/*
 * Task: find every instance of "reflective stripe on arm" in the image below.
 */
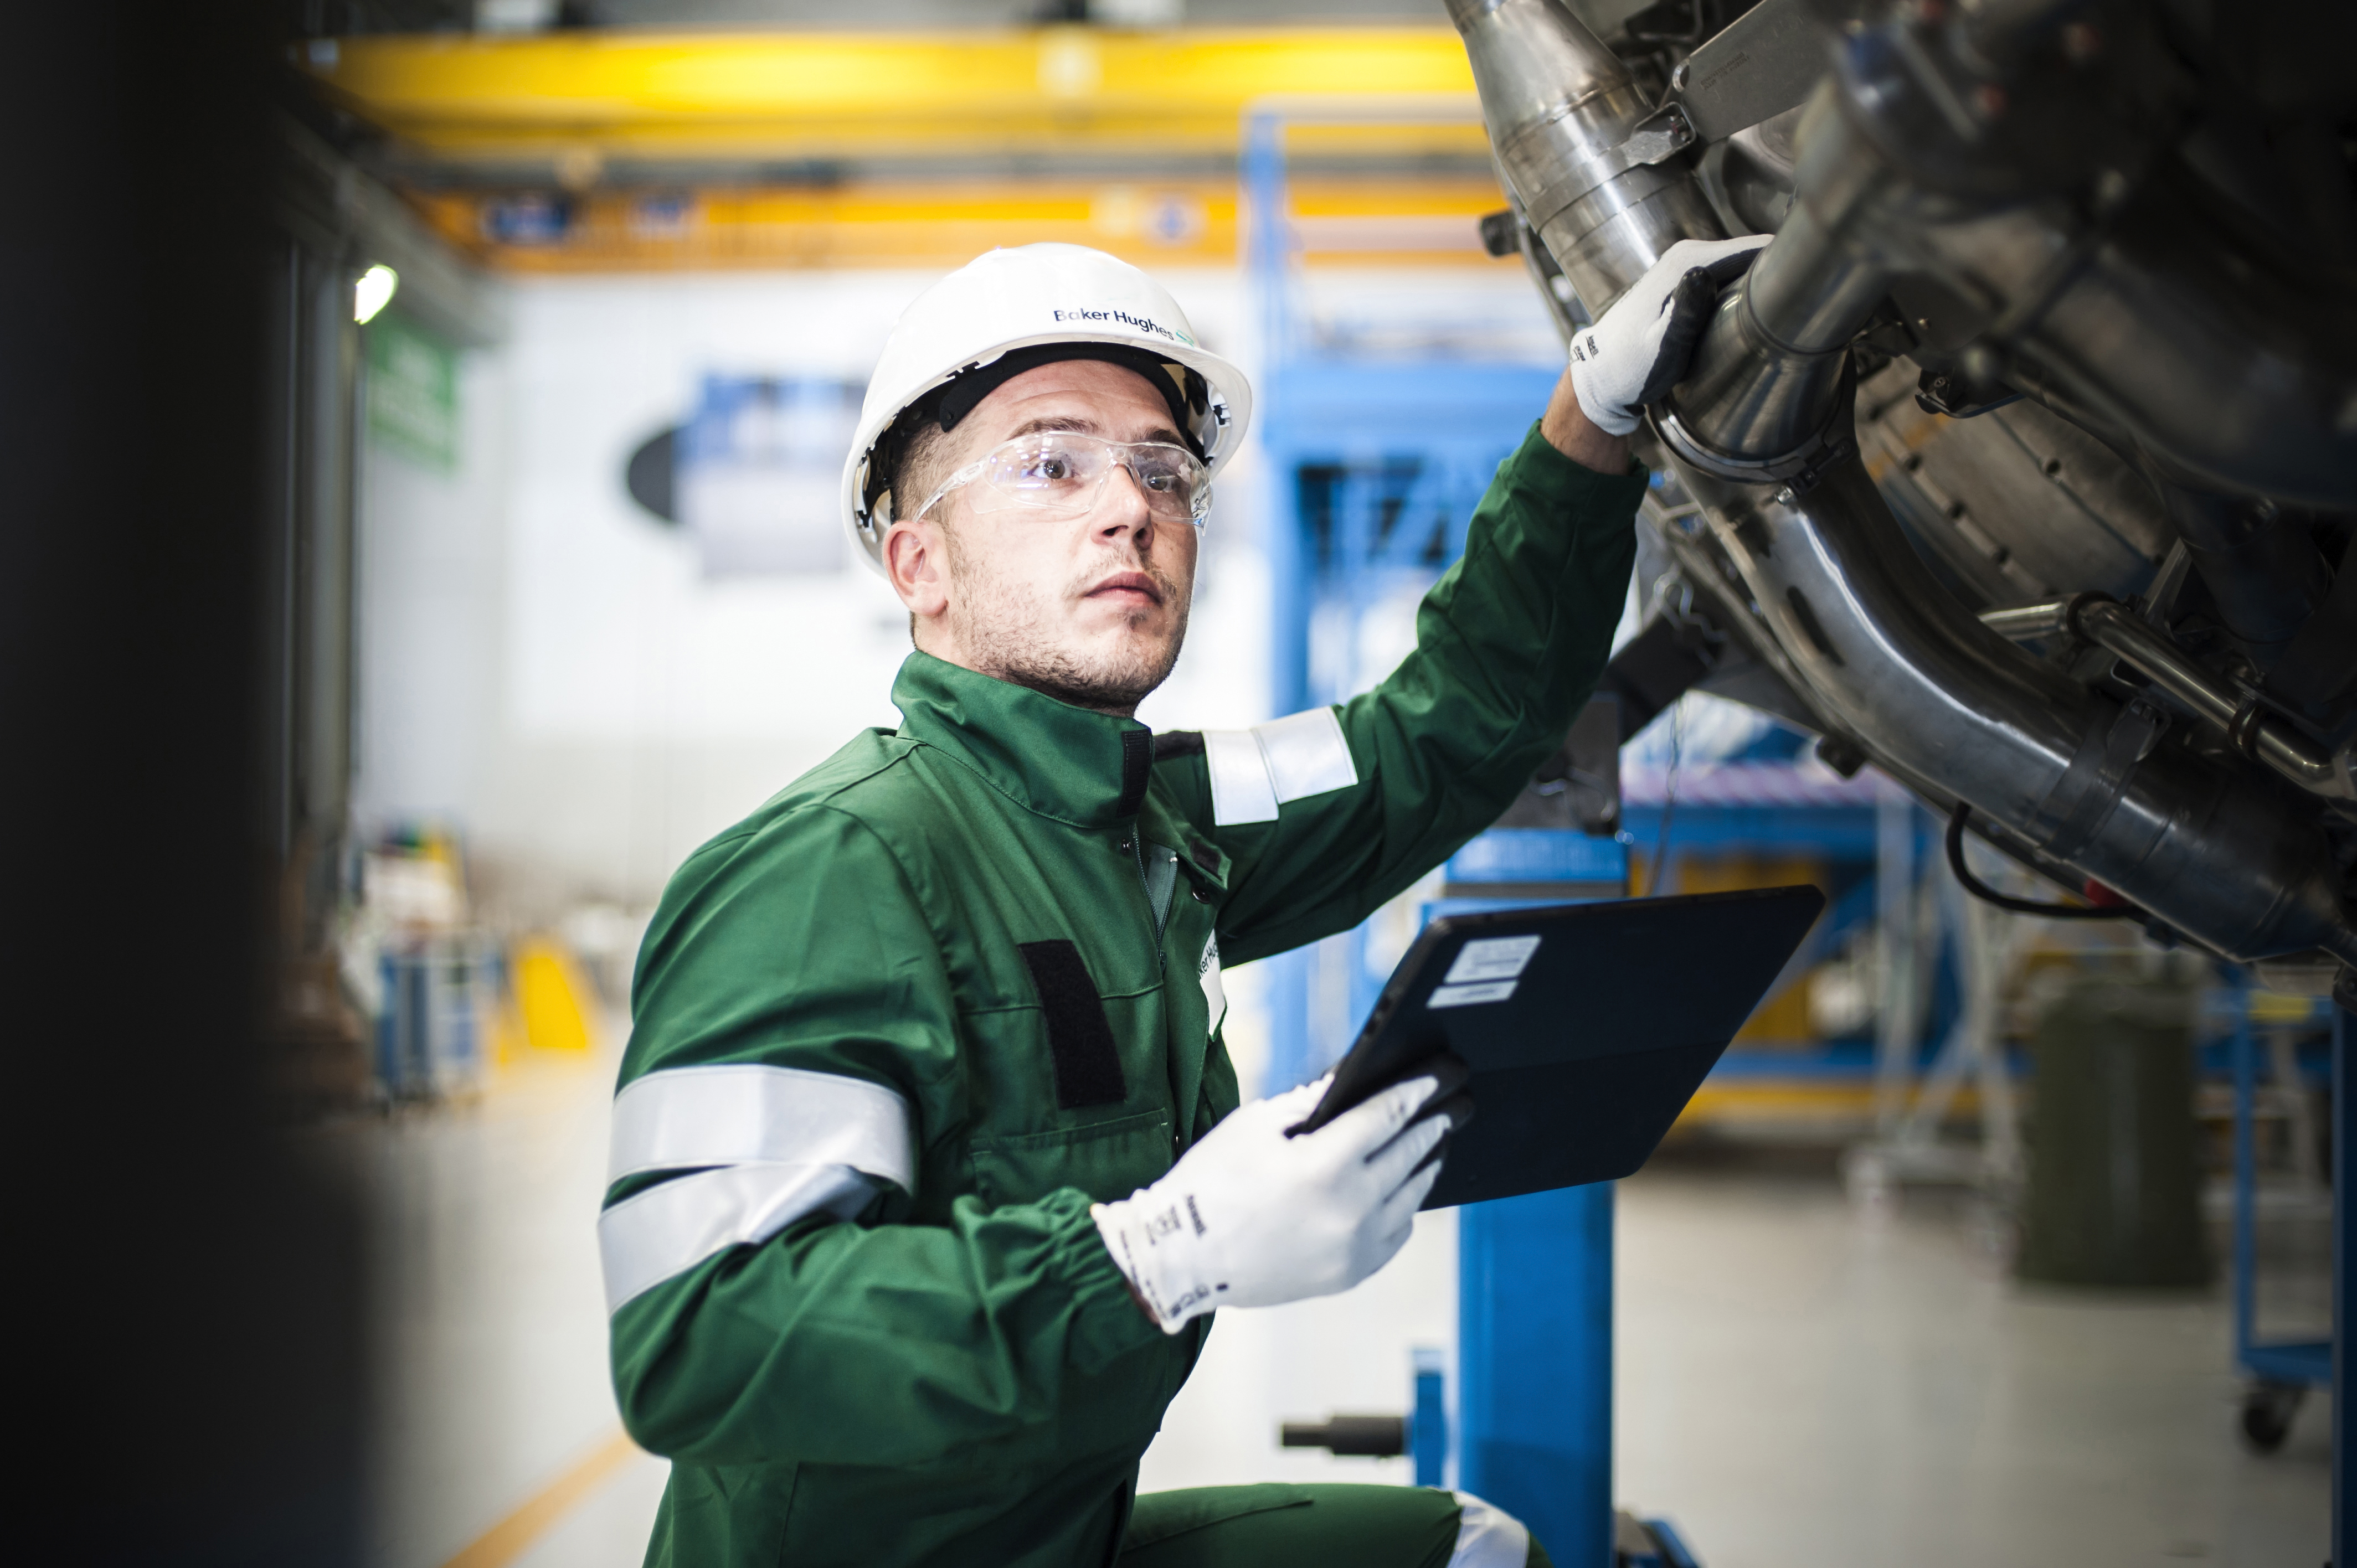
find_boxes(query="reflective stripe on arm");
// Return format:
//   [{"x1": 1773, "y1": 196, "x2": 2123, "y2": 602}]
[
  {"x1": 1445, "y1": 1493, "x2": 1531, "y2": 1568},
  {"x1": 1254, "y1": 707, "x2": 1359, "y2": 801},
  {"x1": 1203, "y1": 729, "x2": 1279, "y2": 824},
  {"x1": 607, "y1": 1063, "x2": 914, "y2": 1187},
  {"x1": 600, "y1": 1162, "x2": 884, "y2": 1312},
  {"x1": 1201, "y1": 708, "x2": 1361, "y2": 827},
  {"x1": 600, "y1": 1064, "x2": 917, "y2": 1312}
]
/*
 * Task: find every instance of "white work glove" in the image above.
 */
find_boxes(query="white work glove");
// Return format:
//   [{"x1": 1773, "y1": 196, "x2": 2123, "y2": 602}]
[
  {"x1": 1092, "y1": 1071, "x2": 1458, "y2": 1334},
  {"x1": 1567, "y1": 234, "x2": 1772, "y2": 436}
]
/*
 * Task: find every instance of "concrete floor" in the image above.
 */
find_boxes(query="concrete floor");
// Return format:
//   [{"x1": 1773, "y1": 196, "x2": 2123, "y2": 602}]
[{"x1": 347, "y1": 1052, "x2": 2332, "y2": 1568}]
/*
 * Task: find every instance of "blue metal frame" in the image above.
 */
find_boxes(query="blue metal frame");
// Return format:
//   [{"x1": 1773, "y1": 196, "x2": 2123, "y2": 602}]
[
  {"x1": 2335, "y1": 1003, "x2": 2349, "y2": 1566},
  {"x1": 1411, "y1": 1347, "x2": 1449, "y2": 1489},
  {"x1": 2227, "y1": 978, "x2": 2333, "y2": 1391},
  {"x1": 1459, "y1": 1182, "x2": 1616, "y2": 1567},
  {"x1": 1434, "y1": 871, "x2": 1627, "y2": 1568}
]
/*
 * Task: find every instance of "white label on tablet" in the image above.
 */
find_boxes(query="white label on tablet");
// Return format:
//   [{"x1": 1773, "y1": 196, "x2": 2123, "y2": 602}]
[
  {"x1": 1429, "y1": 980, "x2": 1517, "y2": 1009},
  {"x1": 1444, "y1": 935, "x2": 1542, "y2": 986}
]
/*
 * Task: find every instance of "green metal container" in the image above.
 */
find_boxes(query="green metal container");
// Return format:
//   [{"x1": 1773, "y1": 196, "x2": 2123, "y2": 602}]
[{"x1": 2016, "y1": 977, "x2": 2211, "y2": 1287}]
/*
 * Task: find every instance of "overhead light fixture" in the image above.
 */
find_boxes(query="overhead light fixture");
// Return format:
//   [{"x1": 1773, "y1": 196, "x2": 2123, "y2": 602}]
[{"x1": 354, "y1": 264, "x2": 398, "y2": 325}]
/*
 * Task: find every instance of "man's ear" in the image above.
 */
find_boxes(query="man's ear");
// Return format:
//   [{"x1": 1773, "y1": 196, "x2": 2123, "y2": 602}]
[{"x1": 884, "y1": 518, "x2": 951, "y2": 628}]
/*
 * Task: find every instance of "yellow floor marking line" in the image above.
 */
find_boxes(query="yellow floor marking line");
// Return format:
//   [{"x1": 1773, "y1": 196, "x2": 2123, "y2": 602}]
[{"x1": 439, "y1": 1428, "x2": 643, "y2": 1568}]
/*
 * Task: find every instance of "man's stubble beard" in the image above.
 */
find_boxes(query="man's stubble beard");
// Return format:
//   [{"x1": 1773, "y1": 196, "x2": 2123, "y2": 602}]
[{"x1": 945, "y1": 527, "x2": 1193, "y2": 715}]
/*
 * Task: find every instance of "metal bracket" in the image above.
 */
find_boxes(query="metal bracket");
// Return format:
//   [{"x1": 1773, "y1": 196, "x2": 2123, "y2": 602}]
[
  {"x1": 1915, "y1": 365, "x2": 2024, "y2": 419},
  {"x1": 1665, "y1": 0, "x2": 1833, "y2": 144},
  {"x1": 1619, "y1": 104, "x2": 1696, "y2": 167}
]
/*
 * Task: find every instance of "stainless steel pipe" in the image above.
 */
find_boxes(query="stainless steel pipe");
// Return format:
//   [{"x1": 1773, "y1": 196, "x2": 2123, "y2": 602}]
[
  {"x1": 1652, "y1": 89, "x2": 1890, "y2": 482},
  {"x1": 1978, "y1": 596, "x2": 2355, "y2": 802},
  {"x1": 1444, "y1": 0, "x2": 1722, "y2": 316},
  {"x1": 1679, "y1": 454, "x2": 2357, "y2": 964}
]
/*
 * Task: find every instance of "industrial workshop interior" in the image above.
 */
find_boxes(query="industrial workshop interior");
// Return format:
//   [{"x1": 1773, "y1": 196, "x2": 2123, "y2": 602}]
[{"x1": 14, "y1": 0, "x2": 2357, "y2": 1564}]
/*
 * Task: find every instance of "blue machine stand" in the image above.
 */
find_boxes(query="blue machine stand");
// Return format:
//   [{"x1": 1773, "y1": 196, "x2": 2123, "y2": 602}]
[
  {"x1": 1429, "y1": 839, "x2": 1700, "y2": 1568},
  {"x1": 2337, "y1": 998, "x2": 2349, "y2": 1568}
]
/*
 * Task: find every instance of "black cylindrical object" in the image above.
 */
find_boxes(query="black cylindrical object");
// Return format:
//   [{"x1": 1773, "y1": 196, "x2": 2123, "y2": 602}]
[
  {"x1": 1279, "y1": 1415, "x2": 1407, "y2": 1458},
  {"x1": 2017, "y1": 978, "x2": 2211, "y2": 1287}
]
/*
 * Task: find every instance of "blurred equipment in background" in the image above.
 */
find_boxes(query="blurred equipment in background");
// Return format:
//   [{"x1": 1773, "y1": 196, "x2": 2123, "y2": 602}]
[
  {"x1": 347, "y1": 824, "x2": 496, "y2": 1101},
  {"x1": 510, "y1": 934, "x2": 601, "y2": 1057},
  {"x1": 2219, "y1": 974, "x2": 2338, "y2": 1454},
  {"x1": 2016, "y1": 974, "x2": 2210, "y2": 1288},
  {"x1": 342, "y1": 823, "x2": 619, "y2": 1097},
  {"x1": 678, "y1": 375, "x2": 862, "y2": 576}
]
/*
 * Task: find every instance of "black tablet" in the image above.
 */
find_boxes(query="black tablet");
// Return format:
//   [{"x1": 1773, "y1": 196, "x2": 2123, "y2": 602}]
[{"x1": 1293, "y1": 885, "x2": 1825, "y2": 1209}]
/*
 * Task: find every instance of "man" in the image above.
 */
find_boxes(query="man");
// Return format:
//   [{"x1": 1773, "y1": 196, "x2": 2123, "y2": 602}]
[{"x1": 602, "y1": 238, "x2": 1762, "y2": 1568}]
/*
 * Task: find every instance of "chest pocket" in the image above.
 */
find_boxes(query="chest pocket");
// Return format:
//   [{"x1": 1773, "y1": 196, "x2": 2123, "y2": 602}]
[{"x1": 970, "y1": 1109, "x2": 1175, "y2": 1209}]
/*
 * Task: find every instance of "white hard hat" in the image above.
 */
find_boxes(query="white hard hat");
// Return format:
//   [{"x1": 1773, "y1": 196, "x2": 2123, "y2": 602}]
[{"x1": 842, "y1": 243, "x2": 1254, "y2": 575}]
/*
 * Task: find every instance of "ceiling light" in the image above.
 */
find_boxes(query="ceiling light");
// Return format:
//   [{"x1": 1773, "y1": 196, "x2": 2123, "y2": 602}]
[{"x1": 354, "y1": 264, "x2": 398, "y2": 325}]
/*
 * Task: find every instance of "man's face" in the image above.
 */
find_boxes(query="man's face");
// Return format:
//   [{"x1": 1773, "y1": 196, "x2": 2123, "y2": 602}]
[{"x1": 882, "y1": 359, "x2": 1200, "y2": 716}]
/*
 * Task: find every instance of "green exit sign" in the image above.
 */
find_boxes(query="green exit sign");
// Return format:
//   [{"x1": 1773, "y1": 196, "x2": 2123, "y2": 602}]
[{"x1": 366, "y1": 311, "x2": 458, "y2": 473}]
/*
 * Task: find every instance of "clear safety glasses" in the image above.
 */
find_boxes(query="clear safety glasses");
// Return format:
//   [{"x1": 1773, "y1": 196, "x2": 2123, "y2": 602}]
[{"x1": 912, "y1": 431, "x2": 1211, "y2": 529}]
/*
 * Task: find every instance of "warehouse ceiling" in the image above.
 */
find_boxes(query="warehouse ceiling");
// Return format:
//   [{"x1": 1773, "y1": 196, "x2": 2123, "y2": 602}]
[
  {"x1": 289, "y1": 0, "x2": 1651, "y2": 271},
  {"x1": 303, "y1": 2, "x2": 1460, "y2": 32}
]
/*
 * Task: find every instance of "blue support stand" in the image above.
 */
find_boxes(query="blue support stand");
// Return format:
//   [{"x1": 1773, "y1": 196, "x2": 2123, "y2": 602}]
[
  {"x1": 1437, "y1": 839, "x2": 1630, "y2": 1567},
  {"x1": 1411, "y1": 1347, "x2": 1449, "y2": 1489},
  {"x1": 2229, "y1": 983, "x2": 2334, "y2": 1400},
  {"x1": 1459, "y1": 1183, "x2": 1617, "y2": 1568},
  {"x1": 2337, "y1": 1002, "x2": 2349, "y2": 1568}
]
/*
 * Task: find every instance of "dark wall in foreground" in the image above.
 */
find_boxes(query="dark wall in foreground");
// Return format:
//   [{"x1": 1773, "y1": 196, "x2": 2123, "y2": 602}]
[{"x1": 0, "y1": 4, "x2": 366, "y2": 1561}]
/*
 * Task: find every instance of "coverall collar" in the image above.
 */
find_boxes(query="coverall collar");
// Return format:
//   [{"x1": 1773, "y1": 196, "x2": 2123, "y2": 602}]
[{"x1": 893, "y1": 651, "x2": 1153, "y2": 830}]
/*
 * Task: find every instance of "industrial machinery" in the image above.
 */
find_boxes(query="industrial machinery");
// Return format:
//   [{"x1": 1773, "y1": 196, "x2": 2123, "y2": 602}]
[{"x1": 1450, "y1": 0, "x2": 2357, "y2": 986}]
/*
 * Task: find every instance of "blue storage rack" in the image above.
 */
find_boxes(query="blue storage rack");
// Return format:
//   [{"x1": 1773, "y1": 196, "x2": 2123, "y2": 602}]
[{"x1": 2212, "y1": 976, "x2": 2337, "y2": 1451}]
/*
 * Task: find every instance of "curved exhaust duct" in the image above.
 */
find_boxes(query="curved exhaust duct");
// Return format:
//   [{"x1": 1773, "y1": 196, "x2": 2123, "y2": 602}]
[{"x1": 1681, "y1": 457, "x2": 2357, "y2": 965}]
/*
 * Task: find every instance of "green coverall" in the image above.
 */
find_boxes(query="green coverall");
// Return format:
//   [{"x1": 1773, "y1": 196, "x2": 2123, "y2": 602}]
[{"x1": 604, "y1": 423, "x2": 1644, "y2": 1567}]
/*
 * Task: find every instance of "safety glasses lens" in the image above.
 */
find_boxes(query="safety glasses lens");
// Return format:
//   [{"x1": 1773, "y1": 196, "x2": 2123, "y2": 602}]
[{"x1": 967, "y1": 435, "x2": 1207, "y2": 526}]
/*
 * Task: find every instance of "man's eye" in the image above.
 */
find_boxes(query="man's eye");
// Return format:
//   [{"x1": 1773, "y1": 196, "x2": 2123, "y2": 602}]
[{"x1": 1023, "y1": 451, "x2": 1080, "y2": 481}]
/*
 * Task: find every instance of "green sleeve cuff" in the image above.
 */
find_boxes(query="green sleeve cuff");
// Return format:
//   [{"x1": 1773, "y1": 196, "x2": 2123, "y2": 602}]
[
  {"x1": 1500, "y1": 418, "x2": 1652, "y2": 509},
  {"x1": 1043, "y1": 1188, "x2": 1164, "y2": 1372}
]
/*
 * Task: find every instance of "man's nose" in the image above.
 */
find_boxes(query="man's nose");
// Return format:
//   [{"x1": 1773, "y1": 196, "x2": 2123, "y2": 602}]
[{"x1": 1094, "y1": 461, "x2": 1155, "y2": 541}]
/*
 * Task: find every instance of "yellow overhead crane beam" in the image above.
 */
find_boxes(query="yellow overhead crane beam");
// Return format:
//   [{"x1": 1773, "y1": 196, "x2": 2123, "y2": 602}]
[
  {"x1": 306, "y1": 28, "x2": 1511, "y2": 271},
  {"x1": 305, "y1": 27, "x2": 1488, "y2": 162},
  {"x1": 402, "y1": 175, "x2": 1511, "y2": 272}
]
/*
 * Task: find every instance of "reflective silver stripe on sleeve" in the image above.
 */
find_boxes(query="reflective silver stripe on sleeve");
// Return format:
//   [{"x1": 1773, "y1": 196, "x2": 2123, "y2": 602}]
[
  {"x1": 599, "y1": 1162, "x2": 883, "y2": 1312},
  {"x1": 1255, "y1": 706, "x2": 1359, "y2": 802},
  {"x1": 1202, "y1": 709, "x2": 1360, "y2": 826},
  {"x1": 606, "y1": 1064, "x2": 914, "y2": 1187},
  {"x1": 1445, "y1": 1493, "x2": 1531, "y2": 1568},
  {"x1": 1203, "y1": 728, "x2": 1280, "y2": 824}
]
